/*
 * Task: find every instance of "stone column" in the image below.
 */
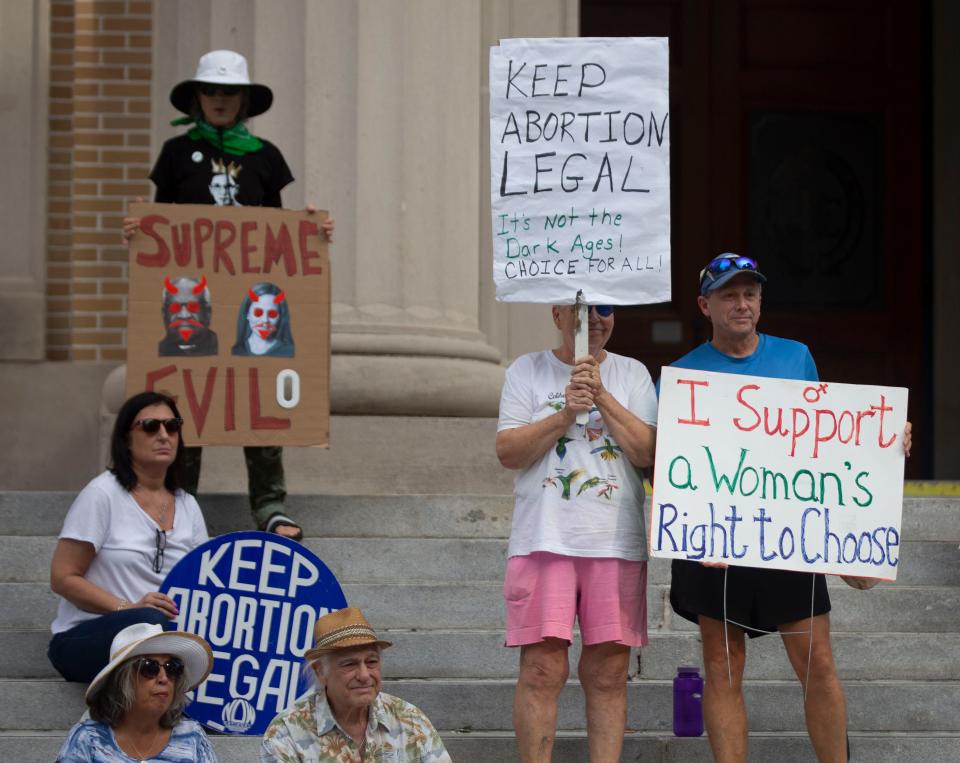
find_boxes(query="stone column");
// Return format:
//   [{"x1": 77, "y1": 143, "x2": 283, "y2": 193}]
[
  {"x1": 153, "y1": 0, "x2": 507, "y2": 415},
  {"x1": 300, "y1": 0, "x2": 504, "y2": 415},
  {"x1": 0, "y1": 0, "x2": 48, "y2": 360}
]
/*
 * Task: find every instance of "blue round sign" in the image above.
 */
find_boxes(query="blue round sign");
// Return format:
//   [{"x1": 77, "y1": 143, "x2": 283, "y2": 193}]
[{"x1": 160, "y1": 531, "x2": 347, "y2": 735}]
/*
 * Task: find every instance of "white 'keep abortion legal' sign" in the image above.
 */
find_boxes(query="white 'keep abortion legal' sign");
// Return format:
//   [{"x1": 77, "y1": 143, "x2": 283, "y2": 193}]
[
  {"x1": 651, "y1": 368, "x2": 908, "y2": 580},
  {"x1": 489, "y1": 37, "x2": 670, "y2": 305}
]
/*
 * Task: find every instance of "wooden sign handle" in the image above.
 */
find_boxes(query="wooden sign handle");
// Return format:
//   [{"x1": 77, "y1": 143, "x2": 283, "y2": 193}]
[{"x1": 574, "y1": 291, "x2": 588, "y2": 425}]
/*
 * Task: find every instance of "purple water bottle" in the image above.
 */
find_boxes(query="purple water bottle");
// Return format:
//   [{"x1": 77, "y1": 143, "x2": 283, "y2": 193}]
[{"x1": 673, "y1": 665, "x2": 704, "y2": 736}]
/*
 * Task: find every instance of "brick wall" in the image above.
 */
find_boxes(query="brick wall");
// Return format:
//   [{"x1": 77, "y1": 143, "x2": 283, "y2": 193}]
[{"x1": 46, "y1": 0, "x2": 153, "y2": 361}]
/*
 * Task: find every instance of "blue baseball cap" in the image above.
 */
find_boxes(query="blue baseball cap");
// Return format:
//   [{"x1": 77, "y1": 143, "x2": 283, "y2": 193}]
[{"x1": 699, "y1": 253, "x2": 767, "y2": 296}]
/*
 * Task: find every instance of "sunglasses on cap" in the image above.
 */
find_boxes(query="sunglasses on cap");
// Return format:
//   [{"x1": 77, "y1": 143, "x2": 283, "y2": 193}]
[
  {"x1": 135, "y1": 656, "x2": 185, "y2": 680},
  {"x1": 197, "y1": 84, "x2": 243, "y2": 97},
  {"x1": 699, "y1": 255, "x2": 760, "y2": 285},
  {"x1": 132, "y1": 417, "x2": 183, "y2": 435}
]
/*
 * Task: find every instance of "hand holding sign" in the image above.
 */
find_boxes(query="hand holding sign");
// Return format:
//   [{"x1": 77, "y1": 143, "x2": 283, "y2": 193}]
[
  {"x1": 128, "y1": 590, "x2": 179, "y2": 618},
  {"x1": 305, "y1": 203, "x2": 335, "y2": 242},
  {"x1": 122, "y1": 196, "x2": 145, "y2": 242},
  {"x1": 566, "y1": 356, "x2": 601, "y2": 414},
  {"x1": 840, "y1": 575, "x2": 880, "y2": 590}
]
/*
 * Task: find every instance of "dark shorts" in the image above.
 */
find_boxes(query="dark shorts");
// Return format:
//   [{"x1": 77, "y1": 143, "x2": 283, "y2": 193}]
[{"x1": 670, "y1": 560, "x2": 831, "y2": 638}]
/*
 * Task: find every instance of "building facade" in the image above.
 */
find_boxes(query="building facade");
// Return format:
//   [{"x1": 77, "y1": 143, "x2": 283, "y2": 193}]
[{"x1": 1, "y1": 0, "x2": 957, "y2": 484}]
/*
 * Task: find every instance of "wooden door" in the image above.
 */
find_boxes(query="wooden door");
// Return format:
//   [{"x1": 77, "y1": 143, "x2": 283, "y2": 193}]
[{"x1": 581, "y1": 0, "x2": 927, "y2": 476}]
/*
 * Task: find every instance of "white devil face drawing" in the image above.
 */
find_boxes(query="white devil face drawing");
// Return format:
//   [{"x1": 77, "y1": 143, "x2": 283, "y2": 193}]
[{"x1": 246, "y1": 291, "x2": 284, "y2": 340}]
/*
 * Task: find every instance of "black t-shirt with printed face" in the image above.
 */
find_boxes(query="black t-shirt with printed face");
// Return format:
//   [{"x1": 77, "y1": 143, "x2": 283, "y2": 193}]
[{"x1": 149, "y1": 133, "x2": 294, "y2": 208}]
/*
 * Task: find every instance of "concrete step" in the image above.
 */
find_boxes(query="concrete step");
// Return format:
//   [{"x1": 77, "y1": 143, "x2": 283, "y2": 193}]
[
  {"x1": 4, "y1": 581, "x2": 958, "y2": 633},
  {"x1": 0, "y1": 493, "x2": 517, "y2": 539},
  {"x1": 400, "y1": 730, "x2": 960, "y2": 763},
  {"x1": 3, "y1": 492, "x2": 957, "y2": 541},
  {"x1": 4, "y1": 534, "x2": 959, "y2": 587},
  {"x1": 193, "y1": 419, "x2": 515, "y2": 497},
  {"x1": 7, "y1": 627, "x2": 960, "y2": 683},
  {"x1": 6, "y1": 678, "x2": 960, "y2": 734},
  {"x1": 2, "y1": 730, "x2": 958, "y2": 763},
  {"x1": 1, "y1": 413, "x2": 513, "y2": 494},
  {"x1": 0, "y1": 536, "x2": 510, "y2": 585}
]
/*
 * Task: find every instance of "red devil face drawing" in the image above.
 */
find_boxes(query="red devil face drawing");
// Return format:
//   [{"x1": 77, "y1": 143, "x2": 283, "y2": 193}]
[
  {"x1": 159, "y1": 276, "x2": 218, "y2": 356},
  {"x1": 246, "y1": 288, "x2": 286, "y2": 340}
]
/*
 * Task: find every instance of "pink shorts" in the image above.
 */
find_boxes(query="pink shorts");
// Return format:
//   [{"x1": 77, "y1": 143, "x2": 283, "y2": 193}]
[{"x1": 503, "y1": 551, "x2": 648, "y2": 647}]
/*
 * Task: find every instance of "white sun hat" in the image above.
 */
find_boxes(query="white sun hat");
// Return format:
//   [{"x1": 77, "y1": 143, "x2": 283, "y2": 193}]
[
  {"x1": 169, "y1": 49, "x2": 273, "y2": 118},
  {"x1": 85, "y1": 623, "x2": 213, "y2": 702}
]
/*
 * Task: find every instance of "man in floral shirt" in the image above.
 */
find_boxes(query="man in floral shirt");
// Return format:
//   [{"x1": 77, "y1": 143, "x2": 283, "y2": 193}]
[{"x1": 261, "y1": 608, "x2": 451, "y2": 762}]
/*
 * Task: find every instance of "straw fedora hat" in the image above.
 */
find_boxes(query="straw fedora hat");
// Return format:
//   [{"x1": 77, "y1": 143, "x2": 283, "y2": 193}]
[
  {"x1": 85, "y1": 623, "x2": 213, "y2": 702},
  {"x1": 169, "y1": 49, "x2": 273, "y2": 118},
  {"x1": 305, "y1": 608, "x2": 392, "y2": 662}
]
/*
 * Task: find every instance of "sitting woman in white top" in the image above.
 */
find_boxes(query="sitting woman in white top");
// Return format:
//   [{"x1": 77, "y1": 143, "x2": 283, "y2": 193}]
[{"x1": 48, "y1": 391, "x2": 209, "y2": 683}]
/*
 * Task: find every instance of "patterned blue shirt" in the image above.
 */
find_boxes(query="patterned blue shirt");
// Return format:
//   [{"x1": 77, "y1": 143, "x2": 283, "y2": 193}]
[{"x1": 56, "y1": 718, "x2": 218, "y2": 762}]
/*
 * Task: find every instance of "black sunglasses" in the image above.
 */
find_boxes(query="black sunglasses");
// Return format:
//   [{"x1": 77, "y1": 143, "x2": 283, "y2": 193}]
[
  {"x1": 197, "y1": 84, "x2": 242, "y2": 97},
  {"x1": 136, "y1": 656, "x2": 185, "y2": 680},
  {"x1": 133, "y1": 417, "x2": 183, "y2": 435},
  {"x1": 153, "y1": 528, "x2": 167, "y2": 574}
]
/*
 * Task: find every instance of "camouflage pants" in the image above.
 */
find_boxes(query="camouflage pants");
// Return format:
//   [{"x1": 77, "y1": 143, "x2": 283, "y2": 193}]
[{"x1": 180, "y1": 446, "x2": 286, "y2": 529}]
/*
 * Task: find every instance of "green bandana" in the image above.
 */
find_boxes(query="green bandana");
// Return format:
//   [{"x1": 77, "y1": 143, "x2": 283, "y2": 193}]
[{"x1": 171, "y1": 116, "x2": 263, "y2": 156}]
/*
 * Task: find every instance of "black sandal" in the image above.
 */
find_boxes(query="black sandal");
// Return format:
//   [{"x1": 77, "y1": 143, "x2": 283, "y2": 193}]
[{"x1": 264, "y1": 513, "x2": 304, "y2": 542}]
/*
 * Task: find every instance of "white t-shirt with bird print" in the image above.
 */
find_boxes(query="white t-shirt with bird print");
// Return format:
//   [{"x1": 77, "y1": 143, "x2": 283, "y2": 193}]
[{"x1": 498, "y1": 350, "x2": 658, "y2": 560}]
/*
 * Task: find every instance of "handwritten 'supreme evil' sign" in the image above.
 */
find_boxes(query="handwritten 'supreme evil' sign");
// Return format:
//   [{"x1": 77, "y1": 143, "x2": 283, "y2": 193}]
[
  {"x1": 489, "y1": 37, "x2": 670, "y2": 305},
  {"x1": 126, "y1": 202, "x2": 330, "y2": 447},
  {"x1": 651, "y1": 368, "x2": 908, "y2": 579},
  {"x1": 162, "y1": 532, "x2": 347, "y2": 735}
]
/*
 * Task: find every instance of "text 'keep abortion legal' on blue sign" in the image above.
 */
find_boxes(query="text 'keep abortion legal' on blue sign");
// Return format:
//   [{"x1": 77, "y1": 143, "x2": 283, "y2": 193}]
[{"x1": 161, "y1": 531, "x2": 347, "y2": 735}]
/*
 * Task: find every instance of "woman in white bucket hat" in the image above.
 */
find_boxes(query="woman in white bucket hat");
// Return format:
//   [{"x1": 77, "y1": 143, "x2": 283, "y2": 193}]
[
  {"x1": 124, "y1": 49, "x2": 334, "y2": 542},
  {"x1": 152, "y1": 49, "x2": 299, "y2": 210},
  {"x1": 56, "y1": 622, "x2": 218, "y2": 762}
]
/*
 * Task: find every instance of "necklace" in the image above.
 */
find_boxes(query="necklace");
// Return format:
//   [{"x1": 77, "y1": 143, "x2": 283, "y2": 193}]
[
  {"x1": 116, "y1": 726, "x2": 162, "y2": 762},
  {"x1": 133, "y1": 486, "x2": 171, "y2": 529}
]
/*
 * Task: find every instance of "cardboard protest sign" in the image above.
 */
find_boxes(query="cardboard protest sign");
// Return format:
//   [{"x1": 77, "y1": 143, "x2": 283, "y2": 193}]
[
  {"x1": 489, "y1": 37, "x2": 670, "y2": 305},
  {"x1": 126, "y1": 202, "x2": 329, "y2": 446},
  {"x1": 651, "y1": 368, "x2": 908, "y2": 579},
  {"x1": 161, "y1": 532, "x2": 348, "y2": 734}
]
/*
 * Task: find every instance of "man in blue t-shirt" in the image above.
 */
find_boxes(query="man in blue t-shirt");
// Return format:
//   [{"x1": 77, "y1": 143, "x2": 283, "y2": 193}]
[{"x1": 666, "y1": 253, "x2": 911, "y2": 763}]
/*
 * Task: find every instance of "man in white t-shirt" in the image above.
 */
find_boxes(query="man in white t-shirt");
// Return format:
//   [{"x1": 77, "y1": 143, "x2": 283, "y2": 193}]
[{"x1": 496, "y1": 303, "x2": 657, "y2": 763}]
